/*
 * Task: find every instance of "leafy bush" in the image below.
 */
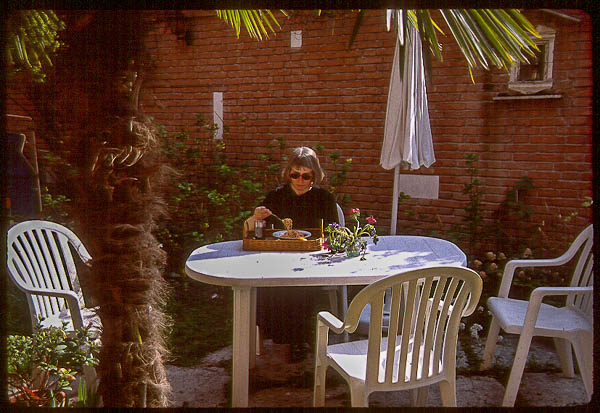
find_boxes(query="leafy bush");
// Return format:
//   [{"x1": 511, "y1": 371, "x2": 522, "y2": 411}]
[
  {"x1": 7, "y1": 318, "x2": 99, "y2": 407},
  {"x1": 158, "y1": 119, "x2": 272, "y2": 272}
]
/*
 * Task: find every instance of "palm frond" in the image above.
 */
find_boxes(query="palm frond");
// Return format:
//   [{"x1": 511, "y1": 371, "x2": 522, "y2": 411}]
[
  {"x1": 387, "y1": 8, "x2": 540, "y2": 78},
  {"x1": 6, "y1": 10, "x2": 65, "y2": 82},
  {"x1": 215, "y1": 9, "x2": 284, "y2": 40}
]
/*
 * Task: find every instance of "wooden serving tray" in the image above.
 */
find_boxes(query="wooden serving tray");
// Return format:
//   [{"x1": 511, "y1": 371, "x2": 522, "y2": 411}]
[{"x1": 242, "y1": 227, "x2": 324, "y2": 251}]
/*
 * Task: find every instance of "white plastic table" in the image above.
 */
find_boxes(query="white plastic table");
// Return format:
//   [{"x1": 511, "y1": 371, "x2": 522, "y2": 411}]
[{"x1": 185, "y1": 235, "x2": 466, "y2": 407}]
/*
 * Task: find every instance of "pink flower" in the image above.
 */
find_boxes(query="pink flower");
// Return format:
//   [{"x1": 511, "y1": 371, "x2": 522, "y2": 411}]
[
  {"x1": 322, "y1": 241, "x2": 330, "y2": 250},
  {"x1": 366, "y1": 216, "x2": 376, "y2": 224},
  {"x1": 350, "y1": 208, "x2": 360, "y2": 215}
]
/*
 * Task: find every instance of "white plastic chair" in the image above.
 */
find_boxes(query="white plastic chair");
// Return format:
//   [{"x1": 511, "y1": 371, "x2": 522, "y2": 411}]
[
  {"x1": 313, "y1": 266, "x2": 482, "y2": 407},
  {"x1": 7, "y1": 220, "x2": 101, "y2": 388},
  {"x1": 481, "y1": 224, "x2": 593, "y2": 406}
]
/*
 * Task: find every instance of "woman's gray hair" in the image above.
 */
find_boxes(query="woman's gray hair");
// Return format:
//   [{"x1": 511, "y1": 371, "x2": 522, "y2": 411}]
[{"x1": 281, "y1": 146, "x2": 325, "y2": 184}]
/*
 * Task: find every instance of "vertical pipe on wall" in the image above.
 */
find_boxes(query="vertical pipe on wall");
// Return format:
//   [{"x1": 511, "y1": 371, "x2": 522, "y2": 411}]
[
  {"x1": 390, "y1": 165, "x2": 399, "y2": 235},
  {"x1": 213, "y1": 91, "x2": 223, "y2": 140}
]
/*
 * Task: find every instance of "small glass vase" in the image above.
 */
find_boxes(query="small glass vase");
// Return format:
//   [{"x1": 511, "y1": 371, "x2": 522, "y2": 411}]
[{"x1": 345, "y1": 241, "x2": 362, "y2": 258}]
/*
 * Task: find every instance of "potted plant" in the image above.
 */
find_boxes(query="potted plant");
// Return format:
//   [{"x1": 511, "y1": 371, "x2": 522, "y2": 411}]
[
  {"x1": 324, "y1": 208, "x2": 379, "y2": 259},
  {"x1": 7, "y1": 318, "x2": 100, "y2": 407}
]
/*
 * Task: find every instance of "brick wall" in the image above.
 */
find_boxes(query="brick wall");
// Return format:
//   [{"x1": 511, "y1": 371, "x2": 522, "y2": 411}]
[
  {"x1": 6, "y1": 9, "x2": 593, "y2": 255},
  {"x1": 140, "y1": 9, "x2": 592, "y2": 250}
]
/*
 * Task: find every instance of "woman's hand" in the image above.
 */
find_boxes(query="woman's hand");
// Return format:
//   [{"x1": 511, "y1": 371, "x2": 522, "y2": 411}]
[
  {"x1": 252, "y1": 206, "x2": 272, "y2": 221},
  {"x1": 245, "y1": 206, "x2": 272, "y2": 234}
]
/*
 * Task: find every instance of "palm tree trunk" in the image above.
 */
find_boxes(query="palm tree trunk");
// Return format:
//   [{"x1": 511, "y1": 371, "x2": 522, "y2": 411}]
[
  {"x1": 82, "y1": 117, "x2": 172, "y2": 406},
  {"x1": 26, "y1": 11, "x2": 173, "y2": 407}
]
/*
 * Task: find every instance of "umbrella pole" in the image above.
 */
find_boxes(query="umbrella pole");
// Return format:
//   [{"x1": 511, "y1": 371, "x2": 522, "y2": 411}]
[{"x1": 390, "y1": 165, "x2": 399, "y2": 235}]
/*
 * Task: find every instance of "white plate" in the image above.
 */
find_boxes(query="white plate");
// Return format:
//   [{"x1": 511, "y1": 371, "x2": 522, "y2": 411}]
[{"x1": 272, "y1": 230, "x2": 311, "y2": 240}]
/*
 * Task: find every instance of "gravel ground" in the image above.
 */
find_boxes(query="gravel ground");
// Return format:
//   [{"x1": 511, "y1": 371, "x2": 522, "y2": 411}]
[{"x1": 165, "y1": 334, "x2": 591, "y2": 408}]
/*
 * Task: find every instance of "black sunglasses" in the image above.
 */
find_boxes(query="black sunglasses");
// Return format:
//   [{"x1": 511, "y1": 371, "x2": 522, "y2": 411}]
[{"x1": 290, "y1": 172, "x2": 313, "y2": 181}]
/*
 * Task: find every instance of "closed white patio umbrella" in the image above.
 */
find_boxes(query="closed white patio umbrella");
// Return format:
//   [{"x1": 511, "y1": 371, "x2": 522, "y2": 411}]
[{"x1": 381, "y1": 20, "x2": 435, "y2": 235}]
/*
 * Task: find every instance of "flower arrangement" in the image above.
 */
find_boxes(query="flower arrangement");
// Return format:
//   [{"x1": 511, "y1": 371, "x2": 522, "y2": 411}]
[{"x1": 323, "y1": 208, "x2": 379, "y2": 259}]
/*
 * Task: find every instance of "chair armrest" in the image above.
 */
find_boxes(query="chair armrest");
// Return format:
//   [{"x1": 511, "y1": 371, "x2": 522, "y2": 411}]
[
  {"x1": 18, "y1": 286, "x2": 80, "y2": 302},
  {"x1": 498, "y1": 257, "x2": 576, "y2": 298},
  {"x1": 520, "y1": 286, "x2": 593, "y2": 334},
  {"x1": 317, "y1": 311, "x2": 345, "y2": 334},
  {"x1": 530, "y1": 285, "x2": 593, "y2": 302},
  {"x1": 20, "y1": 287, "x2": 85, "y2": 329}
]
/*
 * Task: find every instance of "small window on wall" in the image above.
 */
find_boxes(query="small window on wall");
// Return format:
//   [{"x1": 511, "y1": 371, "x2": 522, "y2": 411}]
[{"x1": 508, "y1": 25, "x2": 555, "y2": 94}]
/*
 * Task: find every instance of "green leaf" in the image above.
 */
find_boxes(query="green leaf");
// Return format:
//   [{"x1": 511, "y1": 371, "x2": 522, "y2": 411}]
[
  {"x1": 507, "y1": 9, "x2": 539, "y2": 37},
  {"x1": 439, "y1": 10, "x2": 479, "y2": 69},
  {"x1": 490, "y1": 10, "x2": 539, "y2": 54},
  {"x1": 418, "y1": 10, "x2": 443, "y2": 62},
  {"x1": 216, "y1": 10, "x2": 283, "y2": 41}
]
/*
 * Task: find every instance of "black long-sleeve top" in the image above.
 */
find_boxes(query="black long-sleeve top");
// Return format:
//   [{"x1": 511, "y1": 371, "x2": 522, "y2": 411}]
[{"x1": 262, "y1": 184, "x2": 339, "y2": 229}]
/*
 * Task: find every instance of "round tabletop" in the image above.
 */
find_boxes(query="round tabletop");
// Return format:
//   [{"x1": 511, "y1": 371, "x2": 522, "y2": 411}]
[{"x1": 185, "y1": 235, "x2": 467, "y2": 288}]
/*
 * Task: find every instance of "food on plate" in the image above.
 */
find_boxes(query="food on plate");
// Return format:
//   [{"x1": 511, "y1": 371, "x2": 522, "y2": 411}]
[
  {"x1": 284, "y1": 229, "x2": 302, "y2": 239},
  {"x1": 280, "y1": 218, "x2": 304, "y2": 239},
  {"x1": 282, "y1": 218, "x2": 293, "y2": 230}
]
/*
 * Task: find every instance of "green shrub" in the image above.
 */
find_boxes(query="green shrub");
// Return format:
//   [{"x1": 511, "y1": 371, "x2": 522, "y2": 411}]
[{"x1": 7, "y1": 318, "x2": 99, "y2": 407}]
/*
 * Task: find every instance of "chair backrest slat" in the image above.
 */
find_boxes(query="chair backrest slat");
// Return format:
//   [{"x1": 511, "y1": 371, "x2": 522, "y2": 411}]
[
  {"x1": 366, "y1": 292, "x2": 385, "y2": 385},
  {"x1": 40, "y1": 228, "x2": 69, "y2": 290},
  {"x1": 19, "y1": 230, "x2": 64, "y2": 318},
  {"x1": 395, "y1": 279, "x2": 417, "y2": 384},
  {"x1": 575, "y1": 253, "x2": 593, "y2": 318},
  {"x1": 565, "y1": 225, "x2": 593, "y2": 310},
  {"x1": 409, "y1": 277, "x2": 433, "y2": 382},
  {"x1": 432, "y1": 277, "x2": 458, "y2": 375},
  {"x1": 57, "y1": 232, "x2": 83, "y2": 295},
  {"x1": 569, "y1": 229, "x2": 593, "y2": 287},
  {"x1": 384, "y1": 284, "x2": 402, "y2": 384},
  {"x1": 8, "y1": 242, "x2": 41, "y2": 320},
  {"x1": 421, "y1": 277, "x2": 443, "y2": 381},
  {"x1": 34, "y1": 228, "x2": 71, "y2": 315}
]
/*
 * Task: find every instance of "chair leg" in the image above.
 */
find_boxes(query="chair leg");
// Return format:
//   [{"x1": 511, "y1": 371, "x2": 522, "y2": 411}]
[
  {"x1": 313, "y1": 322, "x2": 329, "y2": 407},
  {"x1": 313, "y1": 361, "x2": 327, "y2": 407},
  {"x1": 439, "y1": 379, "x2": 457, "y2": 407},
  {"x1": 349, "y1": 382, "x2": 368, "y2": 407},
  {"x1": 256, "y1": 325, "x2": 263, "y2": 356},
  {"x1": 553, "y1": 337, "x2": 574, "y2": 377},
  {"x1": 571, "y1": 331, "x2": 593, "y2": 401},
  {"x1": 408, "y1": 386, "x2": 430, "y2": 407},
  {"x1": 481, "y1": 318, "x2": 500, "y2": 370},
  {"x1": 502, "y1": 332, "x2": 534, "y2": 407},
  {"x1": 416, "y1": 386, "x2": 429, "y2": 406}
]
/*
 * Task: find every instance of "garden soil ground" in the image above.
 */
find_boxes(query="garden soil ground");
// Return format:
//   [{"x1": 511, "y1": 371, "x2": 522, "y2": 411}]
[{"x1": 165, "y1": 334, "x2": 591, "y2": 408}]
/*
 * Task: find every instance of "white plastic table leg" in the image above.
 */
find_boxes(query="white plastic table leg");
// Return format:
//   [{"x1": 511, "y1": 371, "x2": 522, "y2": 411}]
[{"x1": 232, "y1": 286, "x2": 252, "y2": 407}]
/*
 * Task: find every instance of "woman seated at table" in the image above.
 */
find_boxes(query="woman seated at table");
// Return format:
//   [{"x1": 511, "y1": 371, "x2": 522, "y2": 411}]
[{"x1": 244, "y1": 146, "x2": 339, "y2": 361}]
